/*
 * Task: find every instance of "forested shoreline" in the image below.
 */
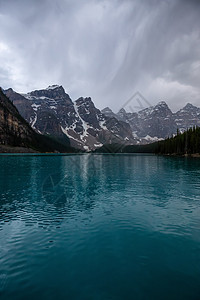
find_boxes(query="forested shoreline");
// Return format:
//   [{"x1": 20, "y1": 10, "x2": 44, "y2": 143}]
[{"x1": 155, "y1": 127, "x2": 200, "y2": 155}]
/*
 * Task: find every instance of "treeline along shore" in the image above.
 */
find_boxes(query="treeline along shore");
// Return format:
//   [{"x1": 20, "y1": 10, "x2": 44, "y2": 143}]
[
  {"x1": 94, "y1": 127, "x2": 200, "y2": 156},
  {"x1": 155, "y1": 127, "x2": 200, "y2": 156}
]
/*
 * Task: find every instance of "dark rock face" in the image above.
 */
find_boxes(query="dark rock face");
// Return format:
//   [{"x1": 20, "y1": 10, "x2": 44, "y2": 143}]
[
  {"x1": 4, "y1": 86, "x2": 135, "y2": 151},
  {"x1": 0, "y1": 88, "x2": 35, "y2": 147},
  {"x1": 29, "y1": 85, "x2": 71, "y2": 103},
  {"x1": 5, "y1": 88, "x2": 35, "y2": 124},
  {"x1": 135, "y1": 102, "x2": 177, "y2": 139},
  {"x1": 101, "y1": 107, "x2": 117, "y2": 119}
]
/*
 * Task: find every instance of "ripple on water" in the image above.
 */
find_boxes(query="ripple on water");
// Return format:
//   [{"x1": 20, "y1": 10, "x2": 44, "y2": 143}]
[{"x1": 0, "y1": 155, "x2": 200, "y2": 300}]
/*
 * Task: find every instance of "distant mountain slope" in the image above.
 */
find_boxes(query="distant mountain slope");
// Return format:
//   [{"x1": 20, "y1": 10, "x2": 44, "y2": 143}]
[
  {"x1": 174, "y1": 103, "x2": 200, "y2": 132},
  {"x1": 102, "y1": 101, "x2": 200, "y2": 142},
  {"x1": 0, "y1": 88, "x2": 75, "y2": 153},
  {"x1": 4, "y1": 86, "x2": 135, "y2": 151}
]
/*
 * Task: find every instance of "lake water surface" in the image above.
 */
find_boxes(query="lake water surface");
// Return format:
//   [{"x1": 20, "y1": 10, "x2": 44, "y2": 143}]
[{"x1": 0, "y1": 154, "x2": 200, "y2": 299}]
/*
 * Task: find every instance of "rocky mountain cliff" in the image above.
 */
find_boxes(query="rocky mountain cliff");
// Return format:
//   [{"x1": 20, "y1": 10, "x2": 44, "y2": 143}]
[
  {"x1": 0, "y1": 88, "x2": 75, "y2": 153},
  {"x1": 4, "y1": 85, "x2": 135, "y2": 151},
  {"x1": 0, "y1": 88, "x2": 34, "y2": 148}
]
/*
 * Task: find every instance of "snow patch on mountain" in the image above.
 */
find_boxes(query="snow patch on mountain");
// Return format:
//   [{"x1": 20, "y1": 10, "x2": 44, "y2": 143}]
[
  {"x1": 31, "y1": 104, "x2": 41, "y2": 111},
  {"x1": 143, "y1": 135, "x2": 164, "y2": 142},
  {"x1": 30, "y1": 113, "x2": 37, "y2": 129},
  {"x1": 46, "y1": 85, "x2": 60, "y2": 90},
  {"x1": 74, "y1": 101, "x2": 90, "y2": 140}
]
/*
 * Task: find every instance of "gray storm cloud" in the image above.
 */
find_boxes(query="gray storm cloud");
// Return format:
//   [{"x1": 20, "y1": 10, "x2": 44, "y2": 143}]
[{"x1": 0, "y1": 0, "x2": 199, "y2": 112}]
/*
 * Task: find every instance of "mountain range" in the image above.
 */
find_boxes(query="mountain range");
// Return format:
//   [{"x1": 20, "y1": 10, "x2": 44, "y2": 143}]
[
  {"x1": 4, "y1": 85, "x2": 135, "y2": 151},
  {"x1": 3, "y1": 85, "x2": 200, "y2": 151},
  {"x1": 102, "y1": 101, "x2": 200, "y2": 142}
]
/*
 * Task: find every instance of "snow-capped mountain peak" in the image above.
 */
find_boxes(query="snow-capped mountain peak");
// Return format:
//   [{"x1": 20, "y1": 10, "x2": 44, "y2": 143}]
[
  {"x1": 156, "y1": 101, "x2": 168, "y2": 107},
  {"x1": 182, "y1": 103, "x2": 198, "y2": 111},
  {"x1": 4, "y1": 86, "x2": 135, "y2": 151},
  {"x1": 46, "y1": 85, "x2": 61, "y2": 90}
]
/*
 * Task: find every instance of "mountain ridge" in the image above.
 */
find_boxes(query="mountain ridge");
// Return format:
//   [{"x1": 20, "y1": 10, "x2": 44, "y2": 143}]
[
  {"x1": 4, "y1": 85, "x2": 136, "y2": 151},
  {"x1": 102, "y1": 100, "x2": 200, "y2": 143},
  {"x1": 0, "y1": 88, "x2": 76, "y2": 153},
  {"x1": 3, "y1": 85, "x2": 200, "y2": 150}
]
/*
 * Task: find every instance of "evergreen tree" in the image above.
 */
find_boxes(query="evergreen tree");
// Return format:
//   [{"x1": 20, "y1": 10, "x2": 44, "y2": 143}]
[{"x1": 155, "y1": 127, "x2": 200, "y2": 155}]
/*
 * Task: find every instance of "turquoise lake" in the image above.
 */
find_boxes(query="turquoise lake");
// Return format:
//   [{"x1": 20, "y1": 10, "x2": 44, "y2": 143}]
[{"x1": 0, "y1": 154, "x2": 200, "y2": 300}]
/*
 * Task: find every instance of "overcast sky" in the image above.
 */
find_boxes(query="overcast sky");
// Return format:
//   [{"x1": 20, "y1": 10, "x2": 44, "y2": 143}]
[{"x1": 0, "y1": 0, "x2": 199, "y2": 112}]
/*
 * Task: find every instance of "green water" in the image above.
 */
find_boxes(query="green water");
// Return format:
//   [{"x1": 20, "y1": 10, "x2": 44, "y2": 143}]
[{"x1": 0, "y1": 154, "x2": 200, "y2": 299}]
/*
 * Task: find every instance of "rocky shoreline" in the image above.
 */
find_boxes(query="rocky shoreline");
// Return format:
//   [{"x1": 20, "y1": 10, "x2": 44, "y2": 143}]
[
  {"x1": 0, "y1": 145, "x2": 38, "y2": 153},
  {"x1": 163, "y1": 153, "x2": 200, "y2": 158}
]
